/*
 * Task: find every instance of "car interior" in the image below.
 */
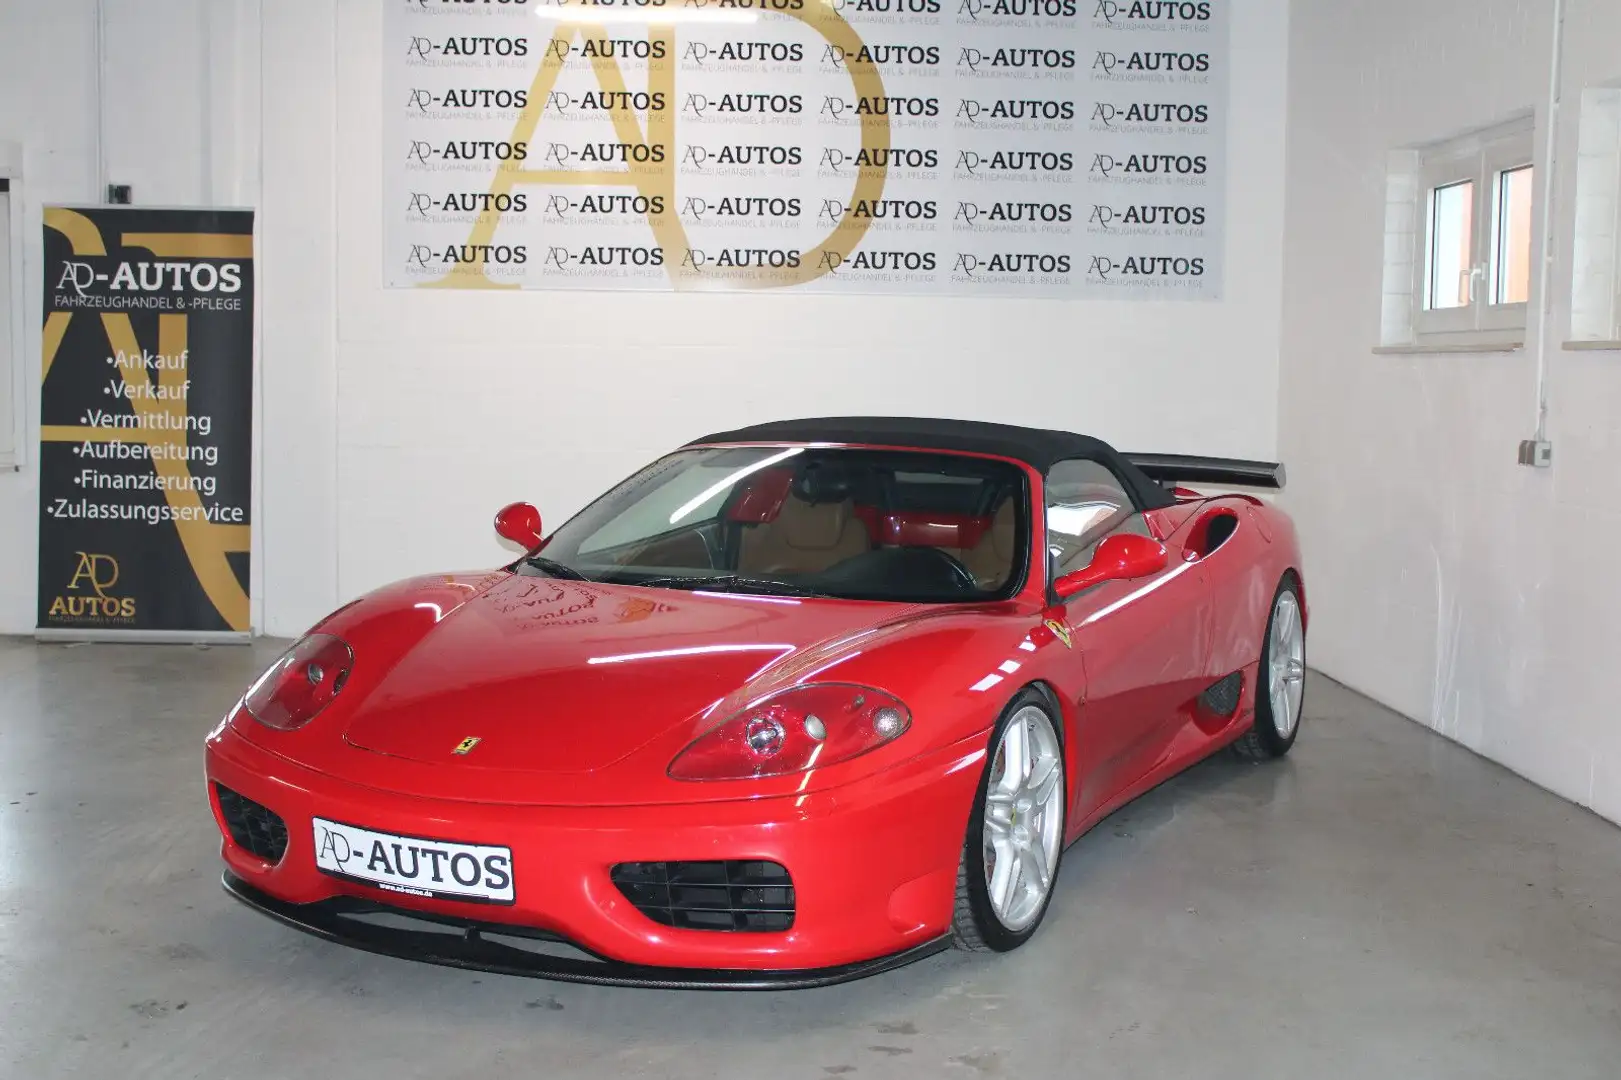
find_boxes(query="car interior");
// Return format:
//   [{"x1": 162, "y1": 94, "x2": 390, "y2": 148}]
[{"x1": 563, "y1": 450, "x2": 1029, "y2": 602}]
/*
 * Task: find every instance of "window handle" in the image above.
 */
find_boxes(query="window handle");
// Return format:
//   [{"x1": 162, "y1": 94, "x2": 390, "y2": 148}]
[{"x1": 1467, "y1": 263, "x2": 1486, "y2": 304}]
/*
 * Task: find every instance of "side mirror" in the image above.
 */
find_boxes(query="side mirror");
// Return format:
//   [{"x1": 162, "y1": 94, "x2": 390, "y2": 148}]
[
  {"x1": 494, "y1": 502, "x2": 543, "y2": 551},
  {"x1": 1053, "y1": 534, "x2": 1168, "y2": 599}
]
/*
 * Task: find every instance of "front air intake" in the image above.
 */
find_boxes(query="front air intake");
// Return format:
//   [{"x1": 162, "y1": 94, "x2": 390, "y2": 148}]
[
  {"x1": 610, "y1": 861, "x2": 795, "y2": 932},
  {"x1": 215, "y1": 784, "x2": 289, "y2": 863}
]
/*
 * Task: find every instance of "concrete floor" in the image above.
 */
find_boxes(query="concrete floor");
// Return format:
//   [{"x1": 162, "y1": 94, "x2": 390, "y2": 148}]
[{"x1": 1, "y1": 638, "x2": 1619, "y2": 1080}]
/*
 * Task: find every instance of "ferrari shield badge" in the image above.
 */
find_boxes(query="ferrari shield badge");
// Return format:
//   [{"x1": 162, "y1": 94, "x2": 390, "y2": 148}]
[
  {"x1": 1043, "y1": 618, "x2": 1073, "y2": 649},
  {"x1": 453, "y1": 736, "x2": 481, "y2": 755}
]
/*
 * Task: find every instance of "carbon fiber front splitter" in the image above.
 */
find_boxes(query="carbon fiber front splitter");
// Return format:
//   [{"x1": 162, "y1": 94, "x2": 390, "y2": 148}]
[{"x1": 222, "y1": 873, "x2": 952, "y2": 990}]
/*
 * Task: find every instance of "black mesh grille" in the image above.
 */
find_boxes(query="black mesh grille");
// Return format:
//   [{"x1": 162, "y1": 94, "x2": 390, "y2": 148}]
[
  {"x1": 1199, "y1": 671, "x2": 1244, "y2": 718},
  {"x1": 611, "y1": 861, "x2": 795, "y2": 932},
  {"x1": 215, "y1": 784, "x2": 289, "y2": 863}
]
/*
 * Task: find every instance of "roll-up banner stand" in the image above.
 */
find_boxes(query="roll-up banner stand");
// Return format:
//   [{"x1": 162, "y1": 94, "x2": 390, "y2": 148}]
[{"x1": 35, "y1": 206, "x2": 254, "y2": 644}]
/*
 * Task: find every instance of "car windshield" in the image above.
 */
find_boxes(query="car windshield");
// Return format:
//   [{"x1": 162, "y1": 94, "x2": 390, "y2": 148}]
[{"x1": 526, "y1": 446, "x2": 1028, "y2": 603}]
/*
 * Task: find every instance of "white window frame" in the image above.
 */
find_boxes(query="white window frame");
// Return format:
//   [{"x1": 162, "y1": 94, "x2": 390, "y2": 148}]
[{"x1": 1408, "y1": 118, "x2": 1536, "y2": 348}]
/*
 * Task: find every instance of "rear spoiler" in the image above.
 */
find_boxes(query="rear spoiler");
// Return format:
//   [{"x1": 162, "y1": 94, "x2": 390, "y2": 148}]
[{"x1": 1125, "y1": 454, "x2": 1286, "y2": 491}]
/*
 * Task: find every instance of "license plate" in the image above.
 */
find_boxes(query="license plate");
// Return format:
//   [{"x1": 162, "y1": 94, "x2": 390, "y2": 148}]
[{"x1": 311, "y1": 817, "x2": 515, "y2": 905}]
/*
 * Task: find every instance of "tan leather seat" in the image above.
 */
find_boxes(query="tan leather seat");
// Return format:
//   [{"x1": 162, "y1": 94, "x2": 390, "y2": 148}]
[
  {"x1": 961, "y1": 499, "x2": 1017, "y2": 587},
  {"x1": 737, "y1": 494, "x2": 870, "y2": 575}
]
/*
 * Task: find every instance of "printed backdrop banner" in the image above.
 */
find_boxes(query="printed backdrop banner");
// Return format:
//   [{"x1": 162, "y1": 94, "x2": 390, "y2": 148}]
[
  {"x1": 37, "y1": 207, "x2": 254, "y2": 638},
  {"x1": 384, "y1": 0, "x2": 1230, "y2": 299}
]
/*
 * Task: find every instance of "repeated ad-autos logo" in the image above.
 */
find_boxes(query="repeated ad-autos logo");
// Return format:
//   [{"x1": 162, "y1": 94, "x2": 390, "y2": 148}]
[
  {"x1": 952, "y1": 200, "x2": 1075, "y2": 235},
  {"x1": 403, "y1": 34, "x2": 530, "y2": 68},
  {"x1": 678, "y1": 246, "x2": 804, "y2": 280},
  {"x1": 1082, "y1": 150, "x2": 1212, "y2": 188},
  {"x1": 1088, "y1": 151, "x2": 1210, "y2": 186},
  {"x1": 954, "y1": 148, "x2": 1075, "y2": 184},
  {"x1": 817, "y1": 95, "x2": 940, "y2": 129},
  {"x1": 683, "y1": 92, "x2": 805, "y2": 126},
  {"x1": 542, "y1": 193, "x2": 670, "y2": 226},
  {"x1": 1092, "y1": 0, "x2": 1212, "y2": 31},
  {"x1": 816, "y1": 197, "x2": 940, "y2": 233},
  {"x1": 955, "y1": 0, "x2": 1077, "y2": 28},
  {"x1": 1086, "y1": 201, "x2": 1208, "y2": 236},
  {"x1": 956, "y1": 47, "x2": 1077, "y2": 82},
  {"x1": 679, "y1": 195, "x2": 805, "y2": 230},
  {"x1": 539, "y1": 90, "x2": 668, "y2": 123},
  {"x1": 541, "y1": 244, "x2": 668, "y2": 281},
  {"x1": 954, "y1": 97, "x2": 1076, "y2": 132},
  {"x1": 820, "y1": 43, "x2": 943, "y2": 78},
  {"x1": 680, "y1": 143, "x2": 805, "y2": 177},
  {"x1": 949, "y1": 249, "x2": 1073, "y2": 287},
  {"x1": 1089, "y1": 100, "x2": 1211, "y2": 134},
  {"x1": 537, "y1": 139, "x2": 668, "y2": 172},
  {"x1": 831, "y1": 0, "x2": 943, "y2": 27},
  {"x1": 1084, "y1": 251, "x2": 1208, "y2": 289},
  {"x1": 403, "y1": 86, "x2": 530, "y2": 121},
  {"x1": 680, "y1": 39, "x2": 804, "y2": 75},
  {"x1": 1091, "y1": 49, "x2": 1212, "y2": 83},
  {"x1": 404, "y1": 241, "x2": 531, "y2": 282},
  {"x1": 405, "y1": 139, "x2": 530, "y2": 173},
  {"x1": 405, "y1": 189, "x2": 534, "y2": 225},
  {"x1": 816, "y1": 246, "x2": 940, "y2": 284},
  {"x1": 816, "y1": 145, "x2": 940, "y2": 181}
]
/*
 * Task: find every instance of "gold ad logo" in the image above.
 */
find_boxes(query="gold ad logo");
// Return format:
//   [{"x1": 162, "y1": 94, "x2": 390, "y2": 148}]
[{"x1": 48, "y1": 551, "x2": 137, "y2": 621}]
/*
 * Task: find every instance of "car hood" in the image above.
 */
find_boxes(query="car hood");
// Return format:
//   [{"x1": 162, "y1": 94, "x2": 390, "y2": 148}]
[{"x1": 342, "y1": 575, "x2": 915, "y2": 774}]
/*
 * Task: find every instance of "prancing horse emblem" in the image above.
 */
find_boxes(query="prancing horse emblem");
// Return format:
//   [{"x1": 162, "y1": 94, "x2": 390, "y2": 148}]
[
  {"x1": 1043, "y1": 618, "x2": 1073, "y2": 649},
  {"x1": 453, "y1": 736, "x2": 481, "y2": 755}
]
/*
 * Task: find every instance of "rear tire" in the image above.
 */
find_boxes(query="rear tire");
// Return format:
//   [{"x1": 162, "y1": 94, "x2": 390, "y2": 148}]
[
  {"x1": 952, "y1": 689, "x2": 1067, "y2": 952},
  {"x1": 1233, "y1": 573, "x2": 1305, "y2": 760}
]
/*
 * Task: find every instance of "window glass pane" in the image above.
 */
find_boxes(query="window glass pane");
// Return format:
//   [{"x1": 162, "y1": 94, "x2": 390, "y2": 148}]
[
  {"x1": 1495, "y1": 164, "x2": 1534, "y2": 305},
  {"x1": 575, "y1": 454, "x2": 749, "y2": 554},
  {"x1": 1045, "y1": 460, "x2": 1134, "y2": 577},
  {"x1": 542, "y1": 447, "x2": 1028, "y2": 603},
  {"x1": 1428, "y1": 179, "x2": 1474, "y2": 310}
]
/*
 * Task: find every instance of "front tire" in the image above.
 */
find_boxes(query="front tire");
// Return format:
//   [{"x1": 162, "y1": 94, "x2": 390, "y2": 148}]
[
  {"x1": 1233, "y1": 573, "x2": 1306, "y2": 760},
  {"x1": 953, "y1": 690, "x2": 1067, "y2": 952}
]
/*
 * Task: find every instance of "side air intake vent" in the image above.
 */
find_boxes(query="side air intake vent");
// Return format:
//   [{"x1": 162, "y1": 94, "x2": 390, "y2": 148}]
[
  {"x1": 1199, "y1": 671, "x2": 1243, "y2": 718},
  {"x1": 215, "y1": 784, "x2": 289, "y2": 863},
  {"x1": 611, "y1": 861, "x2": 795, "y2": 932}
]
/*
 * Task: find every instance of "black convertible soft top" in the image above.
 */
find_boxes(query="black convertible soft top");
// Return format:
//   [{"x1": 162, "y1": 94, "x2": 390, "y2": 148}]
[{"x1": 688, "y1": 416, "x2": 1178, "y2": 510}]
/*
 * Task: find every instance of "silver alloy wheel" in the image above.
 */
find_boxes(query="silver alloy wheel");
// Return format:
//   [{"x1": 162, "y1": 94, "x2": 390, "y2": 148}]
[
  {"x1": 982, "y1": 704, "x2": 1064, "y2": 932},
  {"x1": 1269, "y1": 590, "x2": 1305, "y2": 738}
]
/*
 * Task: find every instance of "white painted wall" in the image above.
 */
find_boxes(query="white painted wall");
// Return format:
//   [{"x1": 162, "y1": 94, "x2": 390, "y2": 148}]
[
  {"x1": 1280, "y1": 0, "x2": 1621, "y2": 823},
  {"x1": 0, "y1": 0, "x2": 1294, "y2": 643}
]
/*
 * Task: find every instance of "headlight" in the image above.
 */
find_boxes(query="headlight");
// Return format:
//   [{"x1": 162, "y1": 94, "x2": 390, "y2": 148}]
[
  {"x1": 242, "y1": 634, "x2": 355, "y2": 731},
  {"x1": 668, "y1": 684, "x2": 911, "y2": 782}
]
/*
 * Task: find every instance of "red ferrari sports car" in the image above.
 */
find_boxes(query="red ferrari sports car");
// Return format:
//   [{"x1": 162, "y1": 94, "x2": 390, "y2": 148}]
[{"x1": 206, "y1": 418, "x2": 1307, "y2": 989}]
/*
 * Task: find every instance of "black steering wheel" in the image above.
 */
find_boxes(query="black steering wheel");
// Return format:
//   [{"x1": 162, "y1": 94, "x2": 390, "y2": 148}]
[{"x1": 906, "y1": 546, "x2": 980, "y2": 592}]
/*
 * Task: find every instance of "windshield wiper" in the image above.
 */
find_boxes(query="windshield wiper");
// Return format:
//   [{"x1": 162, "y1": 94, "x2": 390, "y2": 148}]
[
  {"x1": 522, "y1": 555, "x2": 592, "y2": 582},
  {"x1": 623, "y1": 574, "x2": 835, "y2": 599}
]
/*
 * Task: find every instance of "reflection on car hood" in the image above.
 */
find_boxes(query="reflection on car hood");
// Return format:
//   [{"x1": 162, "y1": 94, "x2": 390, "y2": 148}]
[{"x1": 342, "y1": 577, "x2": 920, "y2": 774}]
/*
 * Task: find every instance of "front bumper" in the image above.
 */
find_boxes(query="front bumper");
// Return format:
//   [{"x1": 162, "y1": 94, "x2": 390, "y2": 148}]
[
  {"x1": 206, "y1": 722, "x2": 981, "y2": 982},
  {"x1": 222, "y1": 872, "x2": 951, "y2": 989}
]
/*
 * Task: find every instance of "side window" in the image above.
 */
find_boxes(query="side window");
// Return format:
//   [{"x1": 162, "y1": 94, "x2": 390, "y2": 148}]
[{"x1": 1044, "y1": 459, "x2": 1149, "y2": 577}]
